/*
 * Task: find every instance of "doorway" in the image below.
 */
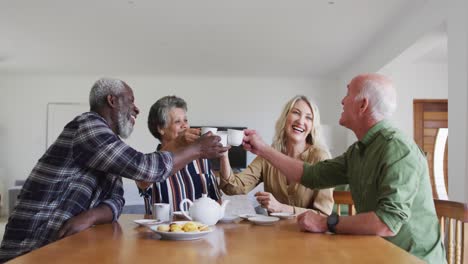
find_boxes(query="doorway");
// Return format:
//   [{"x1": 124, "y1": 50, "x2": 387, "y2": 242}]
[{"x1": 413, "y1": 99, "x2": 448, "y2": 199}]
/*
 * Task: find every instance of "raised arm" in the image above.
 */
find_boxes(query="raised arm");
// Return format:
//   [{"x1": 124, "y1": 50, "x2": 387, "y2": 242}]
[{"x1": 242, "y1": 129, "x2": 304, "y2": 183}]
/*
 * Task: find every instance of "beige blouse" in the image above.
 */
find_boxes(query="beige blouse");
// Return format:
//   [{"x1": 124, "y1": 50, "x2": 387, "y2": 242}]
[{"x1": 219, "y1": 146, "x2": 334, "y2": 215}]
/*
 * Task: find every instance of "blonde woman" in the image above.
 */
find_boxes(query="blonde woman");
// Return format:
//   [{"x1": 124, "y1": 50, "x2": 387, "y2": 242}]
[{"x1": 219, "y1": 95, "x2": 333, "y2": 215}]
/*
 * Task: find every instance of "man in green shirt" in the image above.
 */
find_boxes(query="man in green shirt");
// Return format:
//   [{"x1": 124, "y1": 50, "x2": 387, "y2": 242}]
[{"x1": 243, "y1": 73, "x2": 445, "y2": 263}]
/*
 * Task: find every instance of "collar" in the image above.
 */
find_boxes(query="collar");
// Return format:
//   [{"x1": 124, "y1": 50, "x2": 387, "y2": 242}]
[{"x1": 358, "y1": 120, "x2": 391, "y2": 150}]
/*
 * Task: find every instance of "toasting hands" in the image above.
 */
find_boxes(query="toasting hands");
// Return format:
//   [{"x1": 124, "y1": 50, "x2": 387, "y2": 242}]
[
  {"x1": 196, "y1": 132, "x2": 230, "y2": 159},
  {"x1": 242, "y1": 129, "x2": 268, "y2": 156},
  {"x1": 163, "y1": 128, "x2": 202, "y2": 152}
]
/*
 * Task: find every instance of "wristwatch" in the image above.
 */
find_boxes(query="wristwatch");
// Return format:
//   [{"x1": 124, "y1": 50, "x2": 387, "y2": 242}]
[{"x1": 327, "y1": 212, "x2": 339, "y2": 233}]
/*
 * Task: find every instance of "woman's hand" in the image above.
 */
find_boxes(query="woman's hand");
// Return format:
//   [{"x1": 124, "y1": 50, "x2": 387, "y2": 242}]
[
  {"x1": 181, "y1": 128, "x2": 201, "y2": 144},
  {"x1": 255, "y1": 191, "x2": 286, "y2": 213},
  {"x1": 163, "y1": 128, "x2": 201, "y2": 151},
  {"x1": 136, "y1": 180, "x2": 151, "y2": 190}
]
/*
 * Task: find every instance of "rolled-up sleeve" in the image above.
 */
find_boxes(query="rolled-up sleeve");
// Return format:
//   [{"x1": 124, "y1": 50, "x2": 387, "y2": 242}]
[
  {"x1": 301, "y1": 154, "x2": 348, "y2": 189},
  {"x1": 100, "y1": 177, "x2": 125, "y2": 221},
  {"x1": 374, "y1": 142, "x2": 421, "y2": 234}
]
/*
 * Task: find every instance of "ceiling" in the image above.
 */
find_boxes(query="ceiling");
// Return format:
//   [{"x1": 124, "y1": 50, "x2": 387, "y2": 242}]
[{"x1": 0, "y1": 0, "x2": 432, "y2": 77}]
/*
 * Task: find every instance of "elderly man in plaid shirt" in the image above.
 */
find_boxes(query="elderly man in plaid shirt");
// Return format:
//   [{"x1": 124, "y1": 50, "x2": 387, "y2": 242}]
[{"x1": 0, "y1": 78, "x2": 227, "y2": 262}]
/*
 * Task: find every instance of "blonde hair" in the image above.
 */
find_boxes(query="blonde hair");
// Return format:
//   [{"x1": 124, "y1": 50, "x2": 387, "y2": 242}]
[{"x1": 271, "y1": 95, "x2": 329, "y2": 154}]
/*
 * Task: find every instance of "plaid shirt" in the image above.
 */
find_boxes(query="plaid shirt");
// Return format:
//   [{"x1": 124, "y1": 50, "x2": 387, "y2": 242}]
[{"x1": 0, "y1": 112, "x2": 173, "y2": 262}]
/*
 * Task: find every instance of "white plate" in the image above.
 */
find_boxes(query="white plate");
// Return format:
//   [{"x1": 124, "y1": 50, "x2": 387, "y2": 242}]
[
  {"x1": 238, "y1": 213, "x2": 260, "y2": 220},
  {"x1": 219, "y1": 214, "x2": 241, "y2": 223},
  {"x1": 133, "y1": 219, "x2": 164, "y2": 226},
  {"x1": 247, "y1": 216, "x2": 280, "y2": 225},
  {"x1": 270, "y1": 212, "x2": 295, "y2": 219},
  {"x1": 149, "y1": 221, "x2": 214, "y2": 241}
]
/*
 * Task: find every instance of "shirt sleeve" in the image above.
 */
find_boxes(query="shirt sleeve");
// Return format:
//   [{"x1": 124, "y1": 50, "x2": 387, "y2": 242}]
[
  {"x1": 294, "y1": 147, "x2": 334, "y2": 216},
  {"x1": 374, "y1": 140, "x2": 422, "y2": 234},
  {"x1": 301, "y1": 153, "x2": 349, "y2": 189},
  {"x1": 99, "y1": 176, "x2": 125, "y2": 221},
  {"x1": 219, "y1": 156, "x2": 264, "y2": 195},
  {"x1": 72, "y1": 115, "x2": 174, "y2": 182}
]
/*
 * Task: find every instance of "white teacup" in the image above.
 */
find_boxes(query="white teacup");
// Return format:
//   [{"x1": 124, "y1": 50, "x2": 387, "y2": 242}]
[
  {"x1": 227, "y1": 129, "x2": 244, "y2": 146},
  {"x1": 201, "y1": 127, "x2": 218, "y2": 135},
  {"x1": 153, "y1": 203, "x2": 171, "y2": 222},
  {"x1": 217, "y1": 131, "x2": 228, "y2": 147}
]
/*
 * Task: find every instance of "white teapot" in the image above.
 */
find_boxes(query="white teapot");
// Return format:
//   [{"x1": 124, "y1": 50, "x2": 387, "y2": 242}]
[{"x1": 180, "y1": 194, "x2": 229, "y2": 226}]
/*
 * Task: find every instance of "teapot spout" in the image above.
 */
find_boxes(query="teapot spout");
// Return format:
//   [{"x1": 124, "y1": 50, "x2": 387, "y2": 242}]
[{"x1": 220, "y1": 199, "x2": 230, "y2": 218}]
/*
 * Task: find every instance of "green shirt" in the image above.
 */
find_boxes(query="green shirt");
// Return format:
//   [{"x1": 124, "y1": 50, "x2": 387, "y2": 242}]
[{"x1": 301, "y1": 120, "x2": 445, "y2": 263}]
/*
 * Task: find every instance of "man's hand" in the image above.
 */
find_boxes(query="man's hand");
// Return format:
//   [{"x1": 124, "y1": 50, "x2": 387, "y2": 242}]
[
  {"x1": 242, "y1": 129, "x2": 268, "y2": 156},
  {"x1": 57, "y1": 211, "x2": 95, "y2": 239},
  {"x1": 296, "y1": 211, "x2": 328, "y2": 233},
  {"x1": 196, "y1": 132, "x2": 230, "y2": 159},
  {"x1": 255, "y1": 192, "x2": 286, "y2": 213}
]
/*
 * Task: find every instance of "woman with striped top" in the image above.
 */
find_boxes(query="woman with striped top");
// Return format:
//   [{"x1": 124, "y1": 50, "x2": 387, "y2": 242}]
[{"x1": 136, "y1": 96, "x2": 222, "y2": 213}]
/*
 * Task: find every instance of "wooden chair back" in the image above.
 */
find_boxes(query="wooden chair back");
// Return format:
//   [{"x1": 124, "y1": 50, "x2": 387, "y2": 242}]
[
  {"x1": 333, "y1": 191, "x2": 355, "y2": 216},
  {"x1": 434, "y1": 199, "x2": 468, "y2": 264}
]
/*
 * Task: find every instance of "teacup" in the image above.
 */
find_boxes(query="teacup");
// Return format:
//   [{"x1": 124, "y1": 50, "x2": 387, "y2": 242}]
[
  {"x1": 217, "y1": 131, "x2": 228, "y2": 147},
  {"x1": 227, "y1": 129, "x2": 244, "y2": 146},
  {"x1": 153, "y1": 203, "x2": 171, "y2": 222},
  {"x1": 201, "y1": 127, "x2": 218, "y2": 135}
]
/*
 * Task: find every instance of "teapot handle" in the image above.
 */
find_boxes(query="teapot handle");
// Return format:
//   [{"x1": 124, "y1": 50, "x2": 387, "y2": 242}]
[{"x1": 179, "y1": 199, "x2": 193, "y2": 221}]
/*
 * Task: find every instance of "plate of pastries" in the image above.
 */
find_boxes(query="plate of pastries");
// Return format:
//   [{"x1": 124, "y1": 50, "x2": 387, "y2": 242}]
[{"x1": 149, "y1": 221, "x2": 213, "y2": 240}]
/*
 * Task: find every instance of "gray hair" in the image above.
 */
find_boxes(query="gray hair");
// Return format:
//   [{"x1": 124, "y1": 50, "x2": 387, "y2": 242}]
[
  {"x1": 89, "y1": 78, "x2": 127, "y2": 110},
  {"x1": 354, "y1": 76, "x2": 397, "y2": 121},
  {"x1": 148, "y1": 95, "x2": 188, "y2": 140}
]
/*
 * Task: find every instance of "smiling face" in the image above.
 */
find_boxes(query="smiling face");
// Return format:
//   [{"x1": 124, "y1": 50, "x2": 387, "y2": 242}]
[
  {"x1": 284, "y1": 99, "x2": 313, "y2": 145},
  {"x1": 116, "y1": 86, "x2": 139, "y2": 139},
  {"x1": 339, "y1": 77, "x2": 362, "y2": 130},
  {"x1": 159, "y1": 107, "x2": 189, "y2": 144}
]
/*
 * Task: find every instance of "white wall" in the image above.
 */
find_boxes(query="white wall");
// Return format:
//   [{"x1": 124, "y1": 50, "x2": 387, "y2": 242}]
[
  {"x1": 341, "y1": 0, "x2": 468, "y2": 202},
  {"x1": 447, "y1": 0, "x2": 468, "y2": 203},
  {"x1": 0, "y1": 73, "x2": 343, "y2": 215},
  {"x1": 379, "y1": 63, "x2": 448, "y2": 137}
]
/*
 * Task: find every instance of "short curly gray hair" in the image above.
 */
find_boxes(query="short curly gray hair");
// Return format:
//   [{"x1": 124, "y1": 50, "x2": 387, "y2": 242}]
[
  {"x1": 89, "y1": 78, "x2": 127, "y2": 110},
  {"x1": 148, "y1": 96, "x2": 188, "y2": 140}
]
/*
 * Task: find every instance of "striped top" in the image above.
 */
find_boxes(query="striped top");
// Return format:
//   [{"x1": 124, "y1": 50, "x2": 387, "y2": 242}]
[{"x1": 141, "y1": 155, "x2": 222, "y2": 213}]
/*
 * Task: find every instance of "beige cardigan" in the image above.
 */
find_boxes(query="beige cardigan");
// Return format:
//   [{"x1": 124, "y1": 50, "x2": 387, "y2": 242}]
[{"x1": 220, "y1": 146, "x2": 334, "y2": 215}]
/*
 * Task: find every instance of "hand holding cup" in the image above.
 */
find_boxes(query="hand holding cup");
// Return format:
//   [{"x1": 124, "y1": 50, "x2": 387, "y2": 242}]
[
  {"x1": 196, "y1": 132, "x2": 230, "y2": 159},
  {"x1": 242, "y1": 129, "x2": 268, "y2": 155}
]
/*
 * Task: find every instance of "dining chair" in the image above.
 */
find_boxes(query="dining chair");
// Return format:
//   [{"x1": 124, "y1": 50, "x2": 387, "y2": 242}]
[
  {"x1": 434, "y1": 199, "x2": 468, "y2": 264},
  {"x1": 333, "y1": 191, "x2": 355, "y2": 216}
]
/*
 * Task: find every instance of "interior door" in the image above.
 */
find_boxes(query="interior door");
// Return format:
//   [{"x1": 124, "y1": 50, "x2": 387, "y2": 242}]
[{"x1": 413, "y1": 99, "x2": 448, "y2": 199}]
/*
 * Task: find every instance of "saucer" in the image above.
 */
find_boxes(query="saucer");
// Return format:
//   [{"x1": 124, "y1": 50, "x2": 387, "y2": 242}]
[
  {"x1": 270, "y1": 212, "x2": 295, "y2": 219},
  {"x1": 247, "y1": 216, "x2": 279, "y2": 225},
  {"x1": 219, "y1": 214, "x2": 241, "y2": 223},
  {"x1": 133, "y1": 219, "x2": 164, "y2": 226},
  {"x1": 238, "y1": 213, "x2": 260, "y2": 220}
]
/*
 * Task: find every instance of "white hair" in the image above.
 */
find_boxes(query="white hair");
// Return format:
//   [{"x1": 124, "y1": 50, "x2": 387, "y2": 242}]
[
  {"x1": 89, "y1": 78, "x2": 127, "y2": 110},
  {"x1": 355, "y1": 77, "x2": 397, "y2": 121}
]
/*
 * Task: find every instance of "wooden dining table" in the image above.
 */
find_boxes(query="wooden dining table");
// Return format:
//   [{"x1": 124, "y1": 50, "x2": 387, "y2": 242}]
[{"x1": 9, "y1": 214, "x2": 423, "y2": 264}]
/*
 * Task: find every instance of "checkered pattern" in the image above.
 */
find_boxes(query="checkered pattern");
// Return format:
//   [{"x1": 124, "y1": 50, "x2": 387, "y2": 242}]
[{"x1": 0, "y1": 112, "x2": 173, "y2": 262}]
